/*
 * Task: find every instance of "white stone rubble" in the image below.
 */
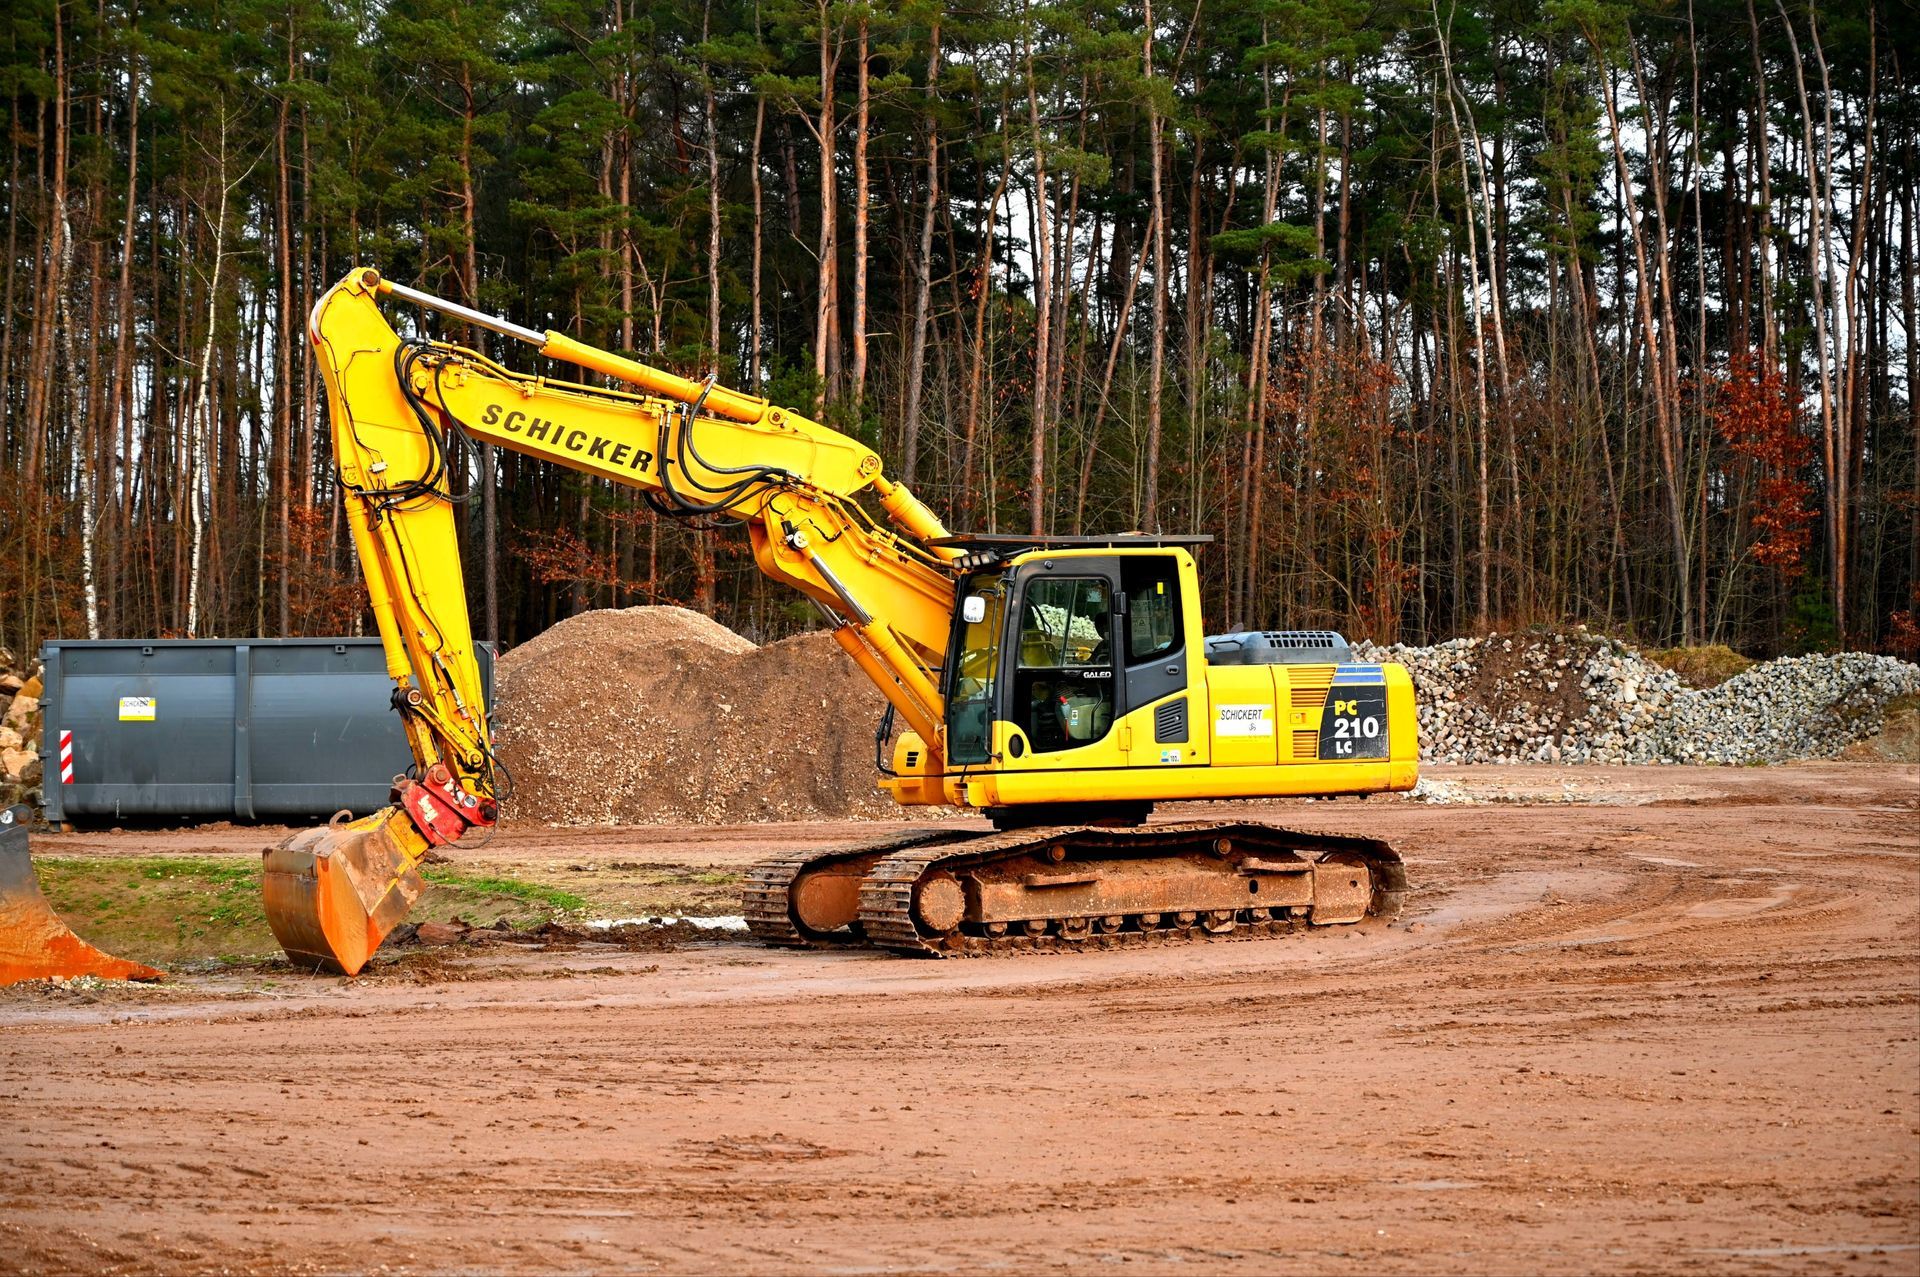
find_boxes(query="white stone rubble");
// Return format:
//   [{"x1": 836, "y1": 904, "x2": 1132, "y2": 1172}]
[{"x1": 1353, "y1": 632, "x2": 1920, "y2": 765}]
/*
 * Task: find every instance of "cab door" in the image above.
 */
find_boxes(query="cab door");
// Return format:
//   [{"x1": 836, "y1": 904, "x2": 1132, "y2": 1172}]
[
  {"x1": 1118, "y1": 554, "x2": 1195, "y2": 763},
  {"x1": 1002, "y1": 563, "x2": 1123, "y2": 765}
]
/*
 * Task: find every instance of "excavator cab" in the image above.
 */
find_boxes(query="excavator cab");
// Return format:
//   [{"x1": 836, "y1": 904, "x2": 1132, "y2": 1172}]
[
  {"x1": 898, "y1": 534, "x2": 1419, "y2": 829},
  {"x1": 939, "y1": 540, "x2": 1202, "y2": 786}
]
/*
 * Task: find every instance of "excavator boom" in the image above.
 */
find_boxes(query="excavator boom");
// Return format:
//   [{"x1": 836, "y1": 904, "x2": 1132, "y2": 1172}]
[{"x1": 267, "y1": 268, "x2": 963, "y2": 973}]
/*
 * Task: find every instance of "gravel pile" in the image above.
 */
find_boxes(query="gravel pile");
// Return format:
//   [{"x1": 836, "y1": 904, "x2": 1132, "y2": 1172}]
[
  {"x1": 492, "y1": 606, "x2": 895, "y2": 825},
  {"x1": 1356, "y1": 631, "x2": 1920, "y2": 765}
]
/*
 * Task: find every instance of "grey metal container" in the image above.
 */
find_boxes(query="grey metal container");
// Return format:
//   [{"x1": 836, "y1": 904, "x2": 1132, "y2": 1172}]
[{"x1": 39, "y1": 638, "x2": 494, "y2": 824}]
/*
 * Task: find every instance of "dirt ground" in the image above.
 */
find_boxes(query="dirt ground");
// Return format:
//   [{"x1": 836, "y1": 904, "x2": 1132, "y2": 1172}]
[{"x1": 1, "y1": 763, "x2": 1916, "y2": 1276}]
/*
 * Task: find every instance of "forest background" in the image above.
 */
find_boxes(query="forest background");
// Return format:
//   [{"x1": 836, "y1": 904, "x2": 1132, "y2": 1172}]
[{"x1": 0, "y1": 0, "x2": 1914, "y2": 661}]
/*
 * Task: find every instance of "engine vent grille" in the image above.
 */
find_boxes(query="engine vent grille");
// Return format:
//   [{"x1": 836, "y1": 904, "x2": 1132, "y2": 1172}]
[
  {"x1": 1263, "y1": 630, "x2": 1347, "y2": 649},
  {"x1": 1288, "y1": 666, "x2": 1336, "y2": 712},
  {"x1": 1204, "y1": 630, "x2": 1353, "y2": 665},
  {"x1": 1154, "y1": 697, "x2": 1188, "y2": 744},
  {"x1": 1291, "y1": 730, "x2": 1319, "y2": 760}
]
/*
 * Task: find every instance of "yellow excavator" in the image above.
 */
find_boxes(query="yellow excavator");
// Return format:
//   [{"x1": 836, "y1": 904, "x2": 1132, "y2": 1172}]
[{"x1": 263, "y1": 268, "x2": 1418, "y2": 973}]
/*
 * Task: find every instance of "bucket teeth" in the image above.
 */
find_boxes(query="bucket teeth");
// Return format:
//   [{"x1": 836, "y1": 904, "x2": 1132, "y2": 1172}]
[
  {"x1": 262, "y1": 809, "x2": 427, "y2": 976},
  {"x1": 0, "y1": 814, "x2": 161, "y2": 987}
]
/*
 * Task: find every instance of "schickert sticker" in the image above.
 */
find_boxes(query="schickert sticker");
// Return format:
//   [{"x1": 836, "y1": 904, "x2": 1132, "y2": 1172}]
[{"x1": 1214, "y1": 704, "x2": 1274, "y2": 737}]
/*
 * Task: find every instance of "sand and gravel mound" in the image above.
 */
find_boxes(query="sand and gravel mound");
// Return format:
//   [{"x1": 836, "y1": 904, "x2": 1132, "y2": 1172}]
[{"x1": 492, "y1": 606, "x2": 893, "y2": 825}]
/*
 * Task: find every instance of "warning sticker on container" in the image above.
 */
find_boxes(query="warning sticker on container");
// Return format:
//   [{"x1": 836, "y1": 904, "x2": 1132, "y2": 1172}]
[{"x1": 118, "y1": 696, "x2": 156, "y2": 722}]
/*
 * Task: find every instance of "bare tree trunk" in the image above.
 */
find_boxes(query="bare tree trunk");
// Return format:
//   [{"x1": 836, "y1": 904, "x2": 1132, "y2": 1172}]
[
  {"x1": 960, "y1": 148, "x2": 1011, "y2": 526},
  {"x1": 1024, "y1": 3, "x2": 1052, "y2": 535},
  {"x1": 1687, "y1": 0, "x2": 1713, "y2": 638},
  {"x1": 1438, "y1": 19, "x2": 1518, "y2": 619},
  {"x1": 616, "y1": 0, "x2": 635, "y2": 356},
  {"x1": 1142, "y1": 1, "x2": 1166, "y2": 533},
  {"x1": 300, "y1": 99, "x2": 317, "y2": 515},
  {"x1": 690, "y1": 36, "x2": 725, "y2": 618},
  {"x1": 112, "y1": 49, "x2": 142, "y2": 627},
  {"x1": 22, "y1": 20, "x2": 67, "y2": 495},
  {"x1": 59, "y1": 209, "x2": 98, "y2": 638},
  {"x1": 274, "y1": 18, "x2": 295, "y2": 634},
  {"x1": 0, "y1": 121, "x2": 19, "y2": 486},
  {"x1": 1816, "y1": 7, "x2": 1869, "y2": 642},
  {"x1": 850, "y1": 18, "x2": 870, "y2": 405},
  {"x1": 749, "y1": 94, "x2": 765, "y2": 388},
  {"x1": 188, "y1": 109, "x2": 231, "y2": 638},
  {"x1": 1905, "y1": 179, "x2": 1919, "y2": 608},
  {"x1": 453, "y1": 65, "x2": 498, "y2": 644},
  {"x1": 1623, "y1": 33, "x2": 1690, "y2": 640},
  {"x1": 704, "y1": 1, "x2": 724, "y2": 366},
  {"x1": 1746, "y1": 0, "x2": 1778, "y2": 368},
  {"x1": 901, "y1": 18, "x2": 941, "y2": 486},
  {"x1": 813, "y1": 5, "x2": 840, "y2": 411},
  {"x1": 1432, "y1": 14, "x2": 1494, "y2": 630},
  {"x1": 1183, "y1": 132, "x2": 1205, "y2": 532},
  {"x1": 1775, "y1": 0, "x2": 1841, "y2": 641},
  {"x1": 1238, "y1": 42, "x2": 1284, "y2": 626}
]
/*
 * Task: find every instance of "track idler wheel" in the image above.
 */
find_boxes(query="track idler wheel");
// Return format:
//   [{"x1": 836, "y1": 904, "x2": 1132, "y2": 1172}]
[{"x1": 913, "y1": 873, "x2": 966, "y2": 934}]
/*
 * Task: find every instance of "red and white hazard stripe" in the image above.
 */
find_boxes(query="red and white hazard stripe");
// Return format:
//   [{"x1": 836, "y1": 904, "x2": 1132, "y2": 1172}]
[{"x1": 59, "y1": 730, "x2": 73, "y2": 784}]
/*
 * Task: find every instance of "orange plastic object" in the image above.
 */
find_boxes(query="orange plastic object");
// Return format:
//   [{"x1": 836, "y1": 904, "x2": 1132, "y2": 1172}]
[
  {"x1": 262, "y1": 809, "x2": 427, "y2": 975},
  {"x1": 0, "y1": 819, "x2": 161, "y2": 986}
]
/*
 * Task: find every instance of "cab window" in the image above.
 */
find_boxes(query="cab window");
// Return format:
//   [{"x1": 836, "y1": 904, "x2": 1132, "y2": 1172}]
[
  {"x1": 945, "y1": 579, "x2": 1006, "y2": 766},
  {"x1": 1122, "y1": 556, "x2": 1181, "y2": 662},
  {"x1": 1014, "y1": 577, "x2": 1116, "y2": 752}
]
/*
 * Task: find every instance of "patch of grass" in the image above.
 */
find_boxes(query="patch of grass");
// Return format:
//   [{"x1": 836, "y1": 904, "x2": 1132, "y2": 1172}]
[
  {"x1": 419, "y1": 868, "x2": 588, "y2": 913},
  {"x1": 36, "y1": 857, "x2": 272, "y2": 966},
  {"x1": 530, "y1": 861, "x2": 746, "y2": 916},
  {"x1": 1646, "y1": 644, "x2": 1755, "y2": 688},
  {"x1": 32, "y1": 855, "x2": 598, "y2": 969}
]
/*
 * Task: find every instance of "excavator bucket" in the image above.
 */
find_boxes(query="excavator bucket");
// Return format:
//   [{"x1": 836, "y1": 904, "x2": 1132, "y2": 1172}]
[
  {"x1": 0, "y1": 807, "x2": 161, "y2": 986},
  {"x1": 262, "y1": 811, "x2": 427, "y2": 976}
]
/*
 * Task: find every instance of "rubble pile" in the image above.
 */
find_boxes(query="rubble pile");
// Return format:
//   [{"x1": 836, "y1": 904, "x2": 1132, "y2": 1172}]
[
  {"x1": 1356, "y1": 631, "x2": 1920, "y2": 765},
  {"x1": 0, "y1": 650, "x2": 44, "y2": 810}
]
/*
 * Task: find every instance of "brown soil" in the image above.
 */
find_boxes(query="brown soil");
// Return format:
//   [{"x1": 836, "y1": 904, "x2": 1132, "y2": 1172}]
[
  {"x1": 1647, "y1": 642, "x2": 1758, "y2": 688},
  {"x1": 1452, "y1": 631, "x2": 1597, "y2": 728},
  {"x1": 493, "y1": 606, "x2": 896, "y2": 824},
  {"x1": 2, "y1": 763, "x2": 1916, "y2": 1275},
  {"x1": 1840, "y1": 694, "x2": 1920, "y2": 762}
]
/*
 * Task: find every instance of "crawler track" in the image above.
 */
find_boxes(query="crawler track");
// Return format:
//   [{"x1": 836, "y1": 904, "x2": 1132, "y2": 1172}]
[
  {"x1": 858, "y1": 821, "x2": 1404, "y2": 956},
  {"x1": 746, "y1": 820, "x2": 1405, "y2": 957}
]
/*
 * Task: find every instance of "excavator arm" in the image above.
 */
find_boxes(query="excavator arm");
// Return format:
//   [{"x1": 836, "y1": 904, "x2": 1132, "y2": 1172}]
[{"x1": 263, "y1": 268, "x2": 960, "y2": 974}]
